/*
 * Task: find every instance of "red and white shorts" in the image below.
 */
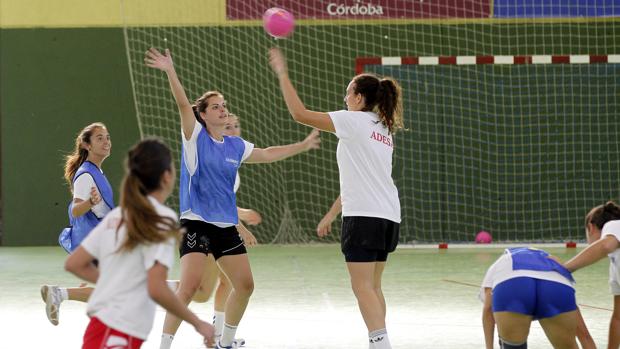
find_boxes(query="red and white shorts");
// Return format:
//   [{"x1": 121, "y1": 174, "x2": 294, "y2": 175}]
[{"x1": 82, "y1": 317, "x2": 144, "y2": 349}]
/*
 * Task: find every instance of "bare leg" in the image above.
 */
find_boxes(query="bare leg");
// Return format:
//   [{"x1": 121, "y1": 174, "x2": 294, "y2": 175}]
[
  {"x1": 493, "y1": 311, "x2": 532, "y2": 345},
  {"x1": 539, "y1": 310, "x2": 578, "y2": 349},
  {"x1": 608, "y1": 296, "x2": 620, "y2": 349},
  {"x1": 192, "y1": 254, "x2": 219, "y2": 303},
  {"x1": 210, "y1": 271, "x2": 233, "y2": 347},
  {"x1": 575, "y1": 307, "x2": 596, "y2": 349},
  {"x1": 216, "y1": 254, "x2": 254, "y2": 326},
  {"x1": 373, "y1": 262, "x2": 386, "y2": 320},
  {"x1": 161, "y1": 253, "x2": 208, "y2": 336},
  {"x1": 67, "y1": 286, "x2": 93, "y2": 302},
  {"x1": 214, "y1": 270, "x2": 232, "y2": 312},
  {"x1": 347, "y1": 262, "x2": 385, "y2": 331}
]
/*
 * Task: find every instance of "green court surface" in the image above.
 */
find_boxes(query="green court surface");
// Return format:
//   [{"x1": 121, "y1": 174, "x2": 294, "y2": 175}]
[{"x1": 0, "y1": 245, "x2": 612, "y2": 348}]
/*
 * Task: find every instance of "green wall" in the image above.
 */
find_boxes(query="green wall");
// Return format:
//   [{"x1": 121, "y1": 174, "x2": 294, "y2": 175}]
[
  {"x1": 125, "y1": 22, "x2": 620, "y2": 243},
  {"x1": 2, "y1": 21, "x2": 619, "y2": 245},
  {"x1": 1, "y1": 28, "x2": 140, "y2": 246}
]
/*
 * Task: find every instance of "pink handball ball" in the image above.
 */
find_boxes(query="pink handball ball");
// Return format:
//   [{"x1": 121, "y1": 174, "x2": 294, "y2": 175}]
[
  {"x1": 263, "y1": 7, "x2": 295, "y2": 38},
  {"x1": 475, "y1": 231, "x2": 492, "y2": 244}
]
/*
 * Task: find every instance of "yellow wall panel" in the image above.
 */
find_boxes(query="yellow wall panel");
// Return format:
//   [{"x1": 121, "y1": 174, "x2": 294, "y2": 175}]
[{"x1": 1, "y1": 0, "x2": 226, "y2": 28}]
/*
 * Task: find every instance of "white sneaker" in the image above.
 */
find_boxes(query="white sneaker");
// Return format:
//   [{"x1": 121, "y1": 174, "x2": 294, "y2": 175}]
[
  {"x1": 216, "y1": 339, "x2": 245, "y2": 348},
  {"x1": 40, "y1": 285, "x2": 62, "y2": 325}
]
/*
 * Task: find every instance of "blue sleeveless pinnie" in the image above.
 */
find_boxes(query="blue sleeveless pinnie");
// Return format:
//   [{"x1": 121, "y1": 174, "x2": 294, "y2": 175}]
[
  {"x1": 58, "y1": 161, "x2": 115, "y2": 253},
  {"x1": 179, "y1": 131, "x2": 246, "y2": 224}
]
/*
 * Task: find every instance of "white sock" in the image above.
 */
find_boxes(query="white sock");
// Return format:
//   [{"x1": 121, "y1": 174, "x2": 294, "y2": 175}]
[
  {"x1": 59, "y1": 288, "x2": 69, "y2": 301},
  {"x1": 369, "y1": 328, "x2": 391, "y2": 349},
  {"x1": 214, "y1": 311, "x2": 225, "y2": 338},
  {"x1": 220, "y1": 323, "x2": 238, "y2": 346},
  {"x1": 166, "y1": 280, "x2": 178, "y2": 292},
  {"x1": 160, "y1": 333, "x2": 174, "y2": 349}
]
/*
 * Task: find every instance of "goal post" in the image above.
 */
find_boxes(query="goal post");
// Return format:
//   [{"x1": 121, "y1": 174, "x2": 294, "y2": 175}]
[
  {"x1": 122, "y1": 0, "x2": 620, "y2": 243},
  {"x1": 359, "y1": 54, "x2": 620, "y2": 243}
]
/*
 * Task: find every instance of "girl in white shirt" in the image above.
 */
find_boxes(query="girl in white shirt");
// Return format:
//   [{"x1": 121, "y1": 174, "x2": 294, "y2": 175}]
[
  {"x1": 269, "y1": 47, "x2": 404, "y2": 349},
  {"x1": 41, "y1": 122, "x2": 113, "y2": 326},
  {"x1": 65, "y1": 138, "x2": 214, "y2": 349},
  {"x1": 565, "y1": 201, "x2": 620, "y2": 348}
]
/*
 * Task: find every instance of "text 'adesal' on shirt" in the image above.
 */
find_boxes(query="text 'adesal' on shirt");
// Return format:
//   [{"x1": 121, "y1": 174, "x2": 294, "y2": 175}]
[{"x1": 370, "y1": 131, "x2": 393, "y2": 148}]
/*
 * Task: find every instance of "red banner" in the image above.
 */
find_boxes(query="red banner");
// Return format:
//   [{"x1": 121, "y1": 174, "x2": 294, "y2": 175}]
[{"x1": 227, "y1": 0, "x2": 490, "y2": 20}]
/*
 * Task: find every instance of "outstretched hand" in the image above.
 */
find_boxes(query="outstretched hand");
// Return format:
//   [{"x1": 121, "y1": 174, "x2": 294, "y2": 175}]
[
  {"x1": 144, "y1": 47, "x2": 174, "y2": 72},
  {"x1": 302, "y1": 129, "x2": 321, "y2": 151},
  {"x1": 269, "y1": 47, "x2": 288, "y2": 76}
]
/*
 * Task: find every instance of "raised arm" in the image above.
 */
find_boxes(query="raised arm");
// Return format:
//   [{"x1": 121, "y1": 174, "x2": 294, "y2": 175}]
[
  {"x1": 564, "y1": 235, "x2": 619, "y2": 272},
  {"x1": 144, "y1": 48, "x2": 195, "y2": 140},
  {"x1": 268, "y1": 48, "x2": 335, "y2": 133},
  {"x1": 245, "y1": 128, "x2": 320, "y2": 164},
  {"x1": 317, "y1": 196, "x2": 342, "y2": 237}
]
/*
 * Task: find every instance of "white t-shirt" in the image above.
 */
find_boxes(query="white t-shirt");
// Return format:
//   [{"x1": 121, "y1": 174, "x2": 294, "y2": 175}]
[
  {"x1": 601, "y1": 220, "x2": 620, "y2": 293},
  {"x1": 81, "y1": 196, "x2": 177, "y2": 340},
  {"x1": 328, "y1": 110, "x2": 401, "y2": 223},
  {"x1": 180, "y1": 121, "x2": 253, "y2": 225},
  {"x1": 74, "y1": 173, "x2": 112, "y2": 219},
  {"x1": 479, "y1": 251, "x2": 574, "y2": 302}
]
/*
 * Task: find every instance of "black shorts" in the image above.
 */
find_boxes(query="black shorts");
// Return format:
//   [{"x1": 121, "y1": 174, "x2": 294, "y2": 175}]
[
  {"x1": 179, "y1": 219, "x2": 247, "y2": 260},
  {"x1": 341, "y1": 216, "x2": 400, "y2": 263}
]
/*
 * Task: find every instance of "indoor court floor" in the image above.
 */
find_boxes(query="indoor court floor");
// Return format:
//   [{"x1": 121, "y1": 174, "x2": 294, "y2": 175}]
[{"x1": 0, "y1": 245, "x2": 612, "y2": 348}]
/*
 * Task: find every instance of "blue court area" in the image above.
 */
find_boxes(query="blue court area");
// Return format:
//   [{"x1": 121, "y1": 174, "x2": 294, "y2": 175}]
[
  {"x1": 494, "y1": 0, "x2": 620, "y2": 18},
  {"x1": 0, "y1": 245, "x2": 613, "y2": 348}
]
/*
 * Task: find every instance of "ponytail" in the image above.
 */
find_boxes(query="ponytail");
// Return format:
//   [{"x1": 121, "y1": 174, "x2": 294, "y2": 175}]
[
  {"x1": 352, "y1": 74, "x2": 404, "y2": 134},
  {"x1": 585, "y1": 200, "x2": 620, "y2": 230},
  {"x1": 117, "y1": 138, "x2": 179, "y2": 252},
  {"x1": 377, "y1": 78, "x2": 404, "y2": 134},
  {"x1": 64, "y1": 123, "x2": 106, "y2": 191}
]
